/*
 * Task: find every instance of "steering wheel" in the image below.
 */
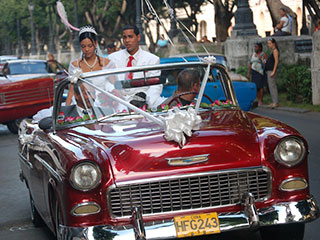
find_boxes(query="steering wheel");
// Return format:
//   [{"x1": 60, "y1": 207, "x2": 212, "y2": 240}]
[{"x1": 167, "y1": 91, "x2": 214, "y2": 107}]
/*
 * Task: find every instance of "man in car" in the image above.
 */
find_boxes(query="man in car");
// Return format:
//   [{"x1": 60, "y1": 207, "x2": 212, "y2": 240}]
[{"x1": 161, "y1": 69, "x2": 201, "y2": 106}]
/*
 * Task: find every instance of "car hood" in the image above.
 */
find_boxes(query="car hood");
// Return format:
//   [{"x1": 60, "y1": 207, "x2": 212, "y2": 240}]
[{"x1": 61, "y1": 110, "x2": 261, "y2": 184}]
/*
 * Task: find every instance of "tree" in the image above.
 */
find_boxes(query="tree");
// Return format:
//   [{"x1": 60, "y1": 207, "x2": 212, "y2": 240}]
[
  {"x1": 304, "y1": 0, "x2": 320, "y2": 24},
  {"x1": 207, "y1": 0, "x2": 236, "y2": 42},
  {"x1": 175, "y1": 0, "x2": 206, "y2": 38}
]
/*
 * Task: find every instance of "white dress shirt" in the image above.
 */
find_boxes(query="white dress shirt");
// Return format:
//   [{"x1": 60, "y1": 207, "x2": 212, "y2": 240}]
[{"x1": 108, "y1": 48, "x2": 164, "y2": 108}]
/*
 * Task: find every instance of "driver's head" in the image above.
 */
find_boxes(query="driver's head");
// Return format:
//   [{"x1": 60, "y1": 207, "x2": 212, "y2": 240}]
[
  {"x1": 73, "y1": 83, "x2": 94, "y2": 109},
  {"x1": 177, "y1": 69, "x2": 200, "y2": 93}
]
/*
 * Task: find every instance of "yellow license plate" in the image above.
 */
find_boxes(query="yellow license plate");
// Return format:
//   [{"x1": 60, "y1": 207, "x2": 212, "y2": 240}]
[{"x1": 174, "y1": 212, "x2": 220, "y2": 238}]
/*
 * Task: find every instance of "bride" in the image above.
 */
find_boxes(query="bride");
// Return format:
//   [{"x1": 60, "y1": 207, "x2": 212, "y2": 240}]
[{"x1": 66, "y1": 25, "x2": 115, "y2": 105}]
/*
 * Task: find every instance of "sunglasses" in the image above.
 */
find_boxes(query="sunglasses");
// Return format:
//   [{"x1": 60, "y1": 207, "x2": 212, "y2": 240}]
[{"x1": 268, "y1": 37, "x2": 276, "y2": 42}]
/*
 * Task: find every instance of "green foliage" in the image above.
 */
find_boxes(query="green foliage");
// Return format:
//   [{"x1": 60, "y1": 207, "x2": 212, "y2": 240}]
[
  {"x1": 235, "y1": 66, "x2": 248, "y2": 78},
  {"x1": 277, "y1": 64, "x2": 312, "y2": 104},
  {"x1": 0, "y1": 0, "x2": 210, "y2": 54}
]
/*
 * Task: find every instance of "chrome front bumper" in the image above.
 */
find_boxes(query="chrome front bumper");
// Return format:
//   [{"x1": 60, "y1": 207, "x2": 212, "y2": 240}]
[{"x1": 60, "y1": 196, "x2": 319, "y2": 240}]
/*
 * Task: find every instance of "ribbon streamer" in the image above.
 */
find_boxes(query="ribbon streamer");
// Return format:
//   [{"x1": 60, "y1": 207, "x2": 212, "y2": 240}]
[
  {"x1": 163, "y1": 107, "x2": 202, "y2": 147},
  {"x1": 56, "y1": 1, "x2": 80, "y2": 32}
]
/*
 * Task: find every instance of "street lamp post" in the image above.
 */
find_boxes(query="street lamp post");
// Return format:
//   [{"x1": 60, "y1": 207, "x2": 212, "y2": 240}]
[
  {"x1": 16, "y1": 18, "x2": 23, "y2": 57},
  {"x1": 48, "y1": 2, "x2": 55, "y2": 53},
  {"x1": 73, "y1": 0, "x2": 80, "y2": 51},
  {"x1": 232, "y1": 0, "x2": 257, "y2": 37},
  {"x1": 136, "y1": 0, "x2": 146, "y2": 45},
  {"x1": 28, "y1": 3, "x2": 37, "y2": 55},
  {"x1": 168, "y1": 0, "x2": 178, "y2": 38}
]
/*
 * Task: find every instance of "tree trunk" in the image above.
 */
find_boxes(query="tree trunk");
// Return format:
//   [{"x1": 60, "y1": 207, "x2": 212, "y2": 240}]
[
  {"x1": 213, "y1": 0, "x2": 233, "y2": 42},
  {"x1": 112, "y1": 0, "x2": 127, "y2": 38},
  {"x1": 266, "y1": 0, "x2": 298, "y2": 35}
]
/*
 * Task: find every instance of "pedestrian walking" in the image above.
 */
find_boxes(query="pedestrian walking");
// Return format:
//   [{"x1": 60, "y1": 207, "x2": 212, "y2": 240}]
[
  {"x1": 248, "y1": 42, "x2": 268, "y2": 106},
  {"x1": 265, "y1": 38, "x2": 280, "y2": 108}
]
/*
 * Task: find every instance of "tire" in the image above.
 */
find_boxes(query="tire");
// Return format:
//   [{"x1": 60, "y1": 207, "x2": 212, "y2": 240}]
[
  {"x1": 260, "y1": 223, "x2": 305, "y2": 240},
  {"x1": 29, "y1": 193, "x2": 43, "y2": 227},
  {"x1": 6, "y1": 119, "x2": 22, "y2": 134}
]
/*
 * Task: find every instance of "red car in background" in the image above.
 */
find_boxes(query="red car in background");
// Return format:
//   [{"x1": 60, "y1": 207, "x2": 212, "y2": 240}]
[{"x1": 0, "y1": 59, "x2": 65, "y2": 133}]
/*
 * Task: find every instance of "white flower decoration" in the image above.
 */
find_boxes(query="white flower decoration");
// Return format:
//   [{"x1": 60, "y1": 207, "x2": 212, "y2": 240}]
[
  {"x1": 68, "y1": 68, "x2": 82, "y2": 84},
  {"x1": 163, "y1": 107, "x2": 202, "y2": 147}
]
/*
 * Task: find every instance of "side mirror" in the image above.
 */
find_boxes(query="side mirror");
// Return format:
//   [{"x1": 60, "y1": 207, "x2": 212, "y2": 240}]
[{"x1": 39, "y1": 117, "x2": 52, "y2": 130}]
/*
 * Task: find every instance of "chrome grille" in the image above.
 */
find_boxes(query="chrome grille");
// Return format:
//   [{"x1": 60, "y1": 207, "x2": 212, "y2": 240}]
[{"x1": 108, "y1": 168, "x2": 270, "y2": 218}]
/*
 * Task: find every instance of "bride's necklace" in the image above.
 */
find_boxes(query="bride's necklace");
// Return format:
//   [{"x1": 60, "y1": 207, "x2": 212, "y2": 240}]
[{"x1": 83, "y1": 56, "x2": 97, "y2": 71}]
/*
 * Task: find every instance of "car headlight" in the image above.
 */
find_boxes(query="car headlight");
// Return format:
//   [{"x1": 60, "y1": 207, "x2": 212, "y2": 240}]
[
  {"x1": 70, "y1": 162, "x2": 101, "y2": 191},
  {"x1": 274, "y1": 137, "x2": 306, "y2": 167}
]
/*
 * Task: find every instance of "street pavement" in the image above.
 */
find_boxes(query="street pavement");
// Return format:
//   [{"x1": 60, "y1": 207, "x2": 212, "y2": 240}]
[{"x1": 0, "y1": 107, "x2": 319, "y2": 239}]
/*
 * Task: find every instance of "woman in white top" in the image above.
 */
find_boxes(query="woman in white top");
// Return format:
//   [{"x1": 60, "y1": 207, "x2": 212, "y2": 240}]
[
  {"x1": 66, "y1": 26, "x2": 115, "y2": 105},
  {"x1": 273, "y1": 7, "x2": 291, "y2": 36}
]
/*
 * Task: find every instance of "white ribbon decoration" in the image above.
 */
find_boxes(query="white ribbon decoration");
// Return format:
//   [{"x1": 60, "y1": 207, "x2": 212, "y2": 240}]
[
  {"x1": 163, "y1": 107, "x2": 202, "y2": 147},
  {"x1": 68, "y1": 68, "x2": 82, "y2": 84},
  {"x1": 203, "y1": 56, "x2": 216, "y2": 64}
]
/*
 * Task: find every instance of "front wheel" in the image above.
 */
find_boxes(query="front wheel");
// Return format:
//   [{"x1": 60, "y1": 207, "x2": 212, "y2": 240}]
[
  {"x1": 6, "y1": 119, "x2": 23, "y2": 134},
  {"x1": 260, "y1": 223, "x2": 305, "y2": 240},
  {"x1": 29, "y1": 193, "x2": 42, "y2": 227}
]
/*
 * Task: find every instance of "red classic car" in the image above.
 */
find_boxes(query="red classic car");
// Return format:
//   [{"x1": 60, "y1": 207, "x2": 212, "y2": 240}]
[
  {"x1": 18, "y1": 61, "x2": 319, "y2": 240},
  {"x1": 0, "y1": 59, "x2": 65, "y2": 133}
]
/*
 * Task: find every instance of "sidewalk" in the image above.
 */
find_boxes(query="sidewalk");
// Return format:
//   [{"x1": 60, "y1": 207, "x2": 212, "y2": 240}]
[{"x1": 258, "y1": 105, "x2": 311, "y2": 113}]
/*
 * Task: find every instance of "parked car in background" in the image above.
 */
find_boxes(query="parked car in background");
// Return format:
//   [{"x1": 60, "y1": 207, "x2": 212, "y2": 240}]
[
  {"x1": 0, "y1": 59, "x2": 66, "y2": 133},
  {"x1": 18, "y1": 61, "x2": 318, "y2": 240},
  {"x1": 0, "y1": 55, "x2": 18, "y2": 71},
  {"x1": 160, "y1": 53, "x2": 256, "y2": 111}
]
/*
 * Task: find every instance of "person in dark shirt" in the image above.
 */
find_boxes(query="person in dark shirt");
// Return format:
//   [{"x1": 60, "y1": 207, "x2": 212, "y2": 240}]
[
  {"x1": 162, "y1": 69, "x2": 201, "y2": 106},
  {"x1": 265, "y1": 38, "x2": 280, "y2": 108}
]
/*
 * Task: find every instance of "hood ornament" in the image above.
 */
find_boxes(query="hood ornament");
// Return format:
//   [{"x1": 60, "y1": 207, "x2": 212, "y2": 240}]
[{"x1": 166, "y1": 154, "x2": 209, "y2": 166}]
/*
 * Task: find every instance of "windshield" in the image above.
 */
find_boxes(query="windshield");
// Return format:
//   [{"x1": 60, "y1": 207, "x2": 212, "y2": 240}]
[
  {"x1": 55, "y1": 63, "x2": 237, "y2": 127},
  {"x1": 9, "y1": 62, "x2": 52, "y2": 75}
]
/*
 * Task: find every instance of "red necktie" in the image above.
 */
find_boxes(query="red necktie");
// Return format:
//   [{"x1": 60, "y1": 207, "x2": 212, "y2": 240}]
[{"x1": 126, "y1": 56, "x2": 134, "y2": 79}]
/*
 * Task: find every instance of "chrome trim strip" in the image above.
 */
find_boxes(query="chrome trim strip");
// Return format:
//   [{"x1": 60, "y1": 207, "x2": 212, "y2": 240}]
[
  {"x1": 60, "y1": 197, "x2": 319, "y2": 240},
  {"x1": 132, "y1": 206, "x2": 146, "y2": 240},
  {"x1": 113, "y1": 166, "x2": 271, "y2": 188},
  {"x1": 18, "y1": 152, "x2": 33, "y2": 169},
  {"x1": 34, "y1": 154, "x2": 62, "y2": 182},
  {"x1": 279, "y1": 177, "x2": 308, "y2": 192},
  {"x1": 107, "y1": 166, "x2": 272, "y2": 219},
  {"x1": 166, "y1": 154, "x2": 210, "y2": 166},
  {"x1": 70, "y1": 202, "x2": 101, "y2": 216}
]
